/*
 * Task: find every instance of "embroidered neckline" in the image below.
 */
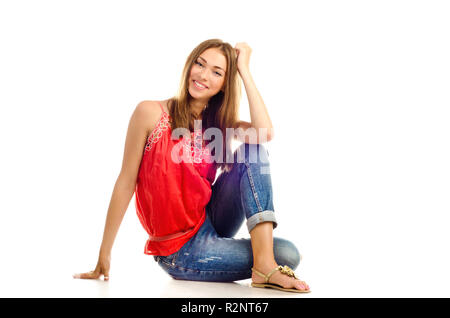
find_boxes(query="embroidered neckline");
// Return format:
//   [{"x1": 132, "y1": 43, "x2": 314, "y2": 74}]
[{"x1": 144, "y1": 111, "x2": 170, "y2": 152}]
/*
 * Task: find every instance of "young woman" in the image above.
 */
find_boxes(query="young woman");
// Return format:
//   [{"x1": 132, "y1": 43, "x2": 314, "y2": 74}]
[{"x1": 73, "y1": 39, "x2": 310, "y2": 293}]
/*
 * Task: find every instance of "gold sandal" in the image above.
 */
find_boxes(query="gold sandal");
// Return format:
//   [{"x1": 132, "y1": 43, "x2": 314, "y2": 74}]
[{"x1": 251, "y1": 265, "x2": 310, "y2": 293}]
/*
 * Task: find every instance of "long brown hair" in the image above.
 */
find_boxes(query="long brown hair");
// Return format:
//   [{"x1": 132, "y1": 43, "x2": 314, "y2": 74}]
[{"x1": 167, "y1": 39, "x2": 242, "y2": 173}]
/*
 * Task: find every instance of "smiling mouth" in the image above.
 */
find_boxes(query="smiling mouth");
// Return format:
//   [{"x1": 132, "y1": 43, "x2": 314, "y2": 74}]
[{"x1": 193, "y1": 80, "x2": 208, "y2": 89}]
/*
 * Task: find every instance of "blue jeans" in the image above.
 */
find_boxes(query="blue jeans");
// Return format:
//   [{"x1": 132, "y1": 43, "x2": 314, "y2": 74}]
[{"x1": 154, "y1": 143, "x2": 301, "y2": 282}]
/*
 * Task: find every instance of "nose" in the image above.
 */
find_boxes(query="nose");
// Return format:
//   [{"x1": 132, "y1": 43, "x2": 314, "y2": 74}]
[{"x1": 199, "y1": 68, "x2": 210, "y2": 82}]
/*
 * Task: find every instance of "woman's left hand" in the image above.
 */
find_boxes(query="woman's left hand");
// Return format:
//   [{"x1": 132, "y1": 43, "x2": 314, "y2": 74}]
[{"x1": 235, "y1": 42, "x2": 252, "y2": 74}]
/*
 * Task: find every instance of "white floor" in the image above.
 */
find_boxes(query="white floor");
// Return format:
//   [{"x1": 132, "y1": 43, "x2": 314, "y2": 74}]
[
  {"x1": 1, "y1": 252, "x2": 312, "y2": 298},
  {"x1": 2, "y1": 247, "x2": 450, "y2": 298}
]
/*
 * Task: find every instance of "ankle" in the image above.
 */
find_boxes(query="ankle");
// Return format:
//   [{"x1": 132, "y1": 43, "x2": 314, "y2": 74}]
[{"x1": 253, "y1": 259, "x2": 278, "y2": 272}]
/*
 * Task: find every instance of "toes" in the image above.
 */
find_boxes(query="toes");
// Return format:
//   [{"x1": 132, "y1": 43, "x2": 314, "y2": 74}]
[
  {"x1": 295, "y1": 281, "x2": 304, "y2": 290},
  {"x1": 300, "y1": 280, "x2": 310, "y2": 289},
  {"x1": 296, "y1": 281, "x2": 309, "y2": 291}
]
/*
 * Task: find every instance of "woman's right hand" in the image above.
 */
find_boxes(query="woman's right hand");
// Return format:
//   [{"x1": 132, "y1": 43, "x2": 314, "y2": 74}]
[{"x1": 73, "y1": 254, "x2": 111, "y2": 281}]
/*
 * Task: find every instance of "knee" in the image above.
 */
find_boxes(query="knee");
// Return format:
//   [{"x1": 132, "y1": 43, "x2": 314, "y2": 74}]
[
  {"x1": 234, "y1": 143, "x2": 270, "y2": 165},
  {"x1": 274, "y1": 238, "x2": 301, "y2": 270}
]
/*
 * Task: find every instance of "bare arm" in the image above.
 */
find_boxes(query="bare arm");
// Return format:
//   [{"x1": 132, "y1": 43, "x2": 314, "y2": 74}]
[
  {"x1": 74, "y1": 101, "x2": 162, "y2": 280},
  {"x1": 233, "y1": 43, "x2": 274, "y2": 144},
  {"x1": 233, "y1": 71, "x2": 274, "y2": 144},
  {"x1": 98, "y1": 177, "x2": 136, "y2": 258},
  {"x1": 98, "y1": 101, "x2": 158, "y2": 256}
]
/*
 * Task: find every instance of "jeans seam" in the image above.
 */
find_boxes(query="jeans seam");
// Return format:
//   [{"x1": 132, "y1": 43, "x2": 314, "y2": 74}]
[
  {"x1": 159, "y1": 253, "x2": 250, "y2": 274},
  {"x1": 164, "y1": 262, "x2": 252, "y2": 275},
  {"x1": 244, "y1": 161, "x2": 263, "y2": 212},
  {"x1": 172, "y1": 252, "x2": 178, "y2": 266},
  {"x1": 158, "y1": 251, "x2": 179, "y2": 268}
]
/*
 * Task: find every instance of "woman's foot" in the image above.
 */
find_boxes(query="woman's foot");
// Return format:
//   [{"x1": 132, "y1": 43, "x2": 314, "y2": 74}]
[{"x1": 251, "y1": 262, "x2": 310, "y2": 292}]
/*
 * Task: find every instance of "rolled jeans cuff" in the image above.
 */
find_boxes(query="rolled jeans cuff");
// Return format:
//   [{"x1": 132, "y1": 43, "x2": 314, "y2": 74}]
[{"x1": 247, "y1": 210, "x2": 278, "y2": 233}]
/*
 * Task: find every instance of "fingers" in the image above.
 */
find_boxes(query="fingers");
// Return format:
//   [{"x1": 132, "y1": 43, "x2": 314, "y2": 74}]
[
  {"x1": 73, "y1": 270, "x2": 100, "y2": 280},
  {"x1": 73, "y1": 269, "x2": 110, "y2": 281}
]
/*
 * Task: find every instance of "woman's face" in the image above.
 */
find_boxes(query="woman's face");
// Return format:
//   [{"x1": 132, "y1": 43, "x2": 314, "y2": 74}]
[{"x1": 188, "y1": 48, "x2": 227, "y2": 101}]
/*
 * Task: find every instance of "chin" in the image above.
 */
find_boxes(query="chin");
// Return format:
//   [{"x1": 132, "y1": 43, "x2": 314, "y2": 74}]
[
  {"x1": 189, "y1": 89, "x2": 210, "y2": 100},
  {"x1": 188, "y1": 89, "x2": 200, "y2": 99}
]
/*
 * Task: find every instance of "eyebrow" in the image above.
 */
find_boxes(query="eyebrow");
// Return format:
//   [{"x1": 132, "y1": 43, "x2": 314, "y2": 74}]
[{"x1": 198, "y1": 56, "x2": 225, "y2": 72}]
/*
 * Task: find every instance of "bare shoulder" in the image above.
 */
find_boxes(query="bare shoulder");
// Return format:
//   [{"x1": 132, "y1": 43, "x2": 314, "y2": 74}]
[{"x1": 135, "y1": 100, "x2": 168, "y2": 135}]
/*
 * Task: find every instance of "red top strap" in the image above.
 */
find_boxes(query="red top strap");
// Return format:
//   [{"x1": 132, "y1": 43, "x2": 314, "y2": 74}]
[{"x1": 158, "y1": 101, "x2": 168, "y2": 116}]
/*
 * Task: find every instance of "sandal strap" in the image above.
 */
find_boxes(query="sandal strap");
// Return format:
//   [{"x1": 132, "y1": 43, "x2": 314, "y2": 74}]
[
  {"x1": 266, "y1": 266, "x2": 282, "y2": 283},
  {"x1": 252, "y1": 265, "x2": 299, "y2": 284},
  {"x1": 251, "y1": 267, "x2": 268, "y2": 281}
]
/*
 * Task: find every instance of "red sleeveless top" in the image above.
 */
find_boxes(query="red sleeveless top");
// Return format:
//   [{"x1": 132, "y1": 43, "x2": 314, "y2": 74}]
[{"x1": 134, "y1": 102, "x2": 217, "y2": 256}]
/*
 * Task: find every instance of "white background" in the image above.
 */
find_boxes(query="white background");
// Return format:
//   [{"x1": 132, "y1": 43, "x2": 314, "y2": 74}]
[{"x1": 0, "y1": 0, "x2": 449, "y2": 297}]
